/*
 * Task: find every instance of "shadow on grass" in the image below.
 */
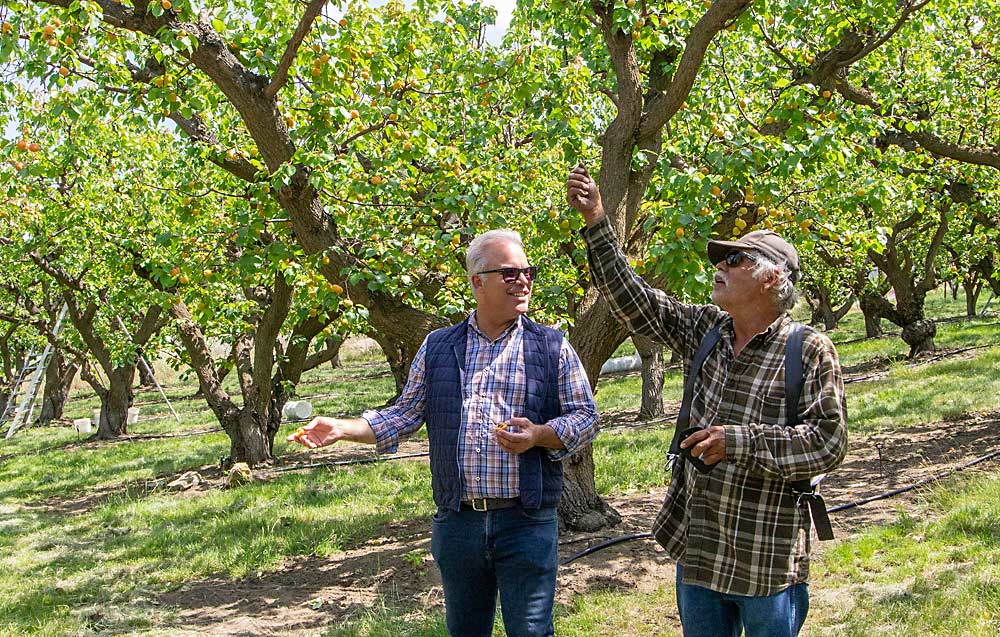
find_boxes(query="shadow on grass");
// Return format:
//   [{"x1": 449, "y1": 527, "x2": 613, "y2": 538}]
[{"x1": 154, "y1": 530, "x2": 441, "y2": 634}]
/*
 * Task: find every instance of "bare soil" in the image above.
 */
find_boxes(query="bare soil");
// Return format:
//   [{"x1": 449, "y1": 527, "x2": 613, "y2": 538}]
[{"x1": 135, "y1": 409, "x2": 1000, "y2": 636}]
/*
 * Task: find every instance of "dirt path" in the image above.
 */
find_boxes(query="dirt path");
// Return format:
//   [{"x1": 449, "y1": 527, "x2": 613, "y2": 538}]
[{"x1": 144, "y1": 410, "x2": 1000, "y2": 636}]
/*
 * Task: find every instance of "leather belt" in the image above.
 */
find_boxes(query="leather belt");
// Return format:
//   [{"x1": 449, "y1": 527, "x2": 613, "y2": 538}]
[{"x1": 460, "y1": 497, "x2": 520, "y2": 512}]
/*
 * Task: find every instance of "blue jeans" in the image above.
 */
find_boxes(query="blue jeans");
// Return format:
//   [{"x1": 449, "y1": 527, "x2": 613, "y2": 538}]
[
  {"x1": 675, "y1": 564, "x2": 809, "y2": 637},
  {"x1": 431, "y1": 505, "x2": 559, "y2": 637}
]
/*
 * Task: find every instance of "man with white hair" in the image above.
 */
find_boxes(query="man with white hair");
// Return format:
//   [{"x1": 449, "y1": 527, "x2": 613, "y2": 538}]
[
  {"x1": 566, "y1": 167, "x2": 847, "y2": 637},
  {"x1": 289, "y1": 229, "x2": 598, "y2": 637}
]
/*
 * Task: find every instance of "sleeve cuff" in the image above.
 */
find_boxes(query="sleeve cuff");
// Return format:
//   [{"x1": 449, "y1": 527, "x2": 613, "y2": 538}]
[
  {"x1": 363, "y1": 410, "x2": 399, "y2": 455},
  {"x1": 725, "y1": 425, "x2": 753, "y2": 464},
  {"x1": 580, "y1": 215, "x2": 616, "y2": 246}
]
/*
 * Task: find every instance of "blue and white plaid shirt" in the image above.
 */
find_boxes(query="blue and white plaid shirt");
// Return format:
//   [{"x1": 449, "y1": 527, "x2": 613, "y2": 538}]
[{"x1": 364, "y1": 312, "x2": 599, "y2": 500}]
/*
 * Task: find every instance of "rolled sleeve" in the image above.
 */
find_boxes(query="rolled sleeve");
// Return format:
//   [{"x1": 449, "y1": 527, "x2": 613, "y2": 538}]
[
  {"x1": 545, "y1": 339, "x2": 599, "y2": 460},
  {"x1": 362, "y1": 341, "x2": 429, "y2": 455}
]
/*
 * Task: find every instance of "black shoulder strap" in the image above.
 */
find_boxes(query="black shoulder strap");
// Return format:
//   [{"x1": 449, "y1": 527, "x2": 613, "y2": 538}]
[
  {"x1": 785, "y1": 322, "x2": 805, "y2": 427},
  {"x1": 785, "y1": 322, "x2": 835, "y2": 540},
  {"x1": 668, "y1": 324, "x2": 722, "y2": 456}
]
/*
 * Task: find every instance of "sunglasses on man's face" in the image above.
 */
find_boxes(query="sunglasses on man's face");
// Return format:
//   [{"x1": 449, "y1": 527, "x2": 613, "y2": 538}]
[
  {"x1": 477, "y1": 266, "x2": 538, "y2": 284},
  {"x1": 723, "y1": 251, "x2": 758, "y2": 267}
]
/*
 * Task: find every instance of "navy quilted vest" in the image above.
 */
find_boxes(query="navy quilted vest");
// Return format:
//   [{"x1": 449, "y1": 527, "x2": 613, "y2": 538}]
[{"x1": 424, "y1": 316, "x2": 564, "y2": 510}]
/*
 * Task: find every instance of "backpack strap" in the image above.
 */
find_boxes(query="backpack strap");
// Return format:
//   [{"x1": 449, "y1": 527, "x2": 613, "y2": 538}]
[
  {"x1": 785, "y1": 322, "x2": 834, "y2": 540},
  {"x1": 668, "y1": 324, "x2": 722, "y2": 457}
]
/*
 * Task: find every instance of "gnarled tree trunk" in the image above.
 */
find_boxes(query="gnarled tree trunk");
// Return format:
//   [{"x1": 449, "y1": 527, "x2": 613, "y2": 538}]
[
  {"x1": 38, "y1": 348, "x2": 77, "y2": 425},
  {"x1": 560, "y1": 290, "x2": 630, "y2": 531},
  {"x1": 866, "y1": 205, "x2": 950, "y2": 357},
  {"x1": 901, "y1": 318, "x2": 936, "y2": 356},
  {"x1": 137, "y1": 358, "x2": 157, "y2": 387},
  {"x1": 82, "y1": 362, "x2": 138, "y2": 439},
  {"x1": 859, "y1": 294, "x2": 885, "y2": 338}
]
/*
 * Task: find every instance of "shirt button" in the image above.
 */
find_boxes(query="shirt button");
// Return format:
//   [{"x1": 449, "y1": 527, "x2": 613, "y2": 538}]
[
  {"x1": 476, "y1": 476, "x2": 481, "y2": 482},
  {"x1": 476, "y1": 447, "x2": 481, "y2": 453}
]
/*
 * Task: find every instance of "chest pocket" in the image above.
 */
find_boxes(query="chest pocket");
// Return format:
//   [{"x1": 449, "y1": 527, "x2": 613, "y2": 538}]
[{"x1": 756, "y1": 365, "x2": 787, "y2": 426}]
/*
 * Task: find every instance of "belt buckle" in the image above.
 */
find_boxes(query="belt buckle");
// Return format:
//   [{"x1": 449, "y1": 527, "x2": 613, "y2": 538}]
[{"x1": 471, "y1": 497, "x2": 488, "y2": 512}]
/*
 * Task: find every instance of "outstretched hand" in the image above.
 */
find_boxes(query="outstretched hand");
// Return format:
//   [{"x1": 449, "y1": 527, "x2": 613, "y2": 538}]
[
  {"x1": 287, "y1": 416, "x2": 345, "y2": 449},
  {"x1": 566, "y1": 165, "x2": 605, "y2": 227}
]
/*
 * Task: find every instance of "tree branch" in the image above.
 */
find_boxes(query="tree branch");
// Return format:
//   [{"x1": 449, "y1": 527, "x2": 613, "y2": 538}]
[
  {"x1": 841, "y1": 0, "x2": 933, "y2": 68},
  {"x1": 639, "y1": 0, "x2": 751, "y2": 139},
  {"x1": 264, "y1": 0, "x2": 327, "y2": 100}
]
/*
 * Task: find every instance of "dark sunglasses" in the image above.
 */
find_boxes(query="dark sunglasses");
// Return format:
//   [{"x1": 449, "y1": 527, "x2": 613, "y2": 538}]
[
  {"x1": 477, "y1": 266, "x2": 538, "y2": 284},
  {"x1": 724, "y1": 251, "x2": 758, "y2": 267}
]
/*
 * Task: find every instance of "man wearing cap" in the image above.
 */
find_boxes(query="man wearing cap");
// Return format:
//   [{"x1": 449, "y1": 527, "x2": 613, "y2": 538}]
[
  {"x1": 288, "y1": 228, "x2": 599, "y2": 637},
  {"x1": 566, "y1": 167, "x2": 846, "y2": 637}
]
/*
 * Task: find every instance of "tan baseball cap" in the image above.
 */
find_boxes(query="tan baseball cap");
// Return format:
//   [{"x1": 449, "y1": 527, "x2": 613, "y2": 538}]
[{"x1": 707, "y1": 230, "x2": 801, "y2": 282}]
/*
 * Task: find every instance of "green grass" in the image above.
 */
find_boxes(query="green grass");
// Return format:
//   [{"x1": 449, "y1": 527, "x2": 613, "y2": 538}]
[
  {"x1": 0, "y1": 292, "x2": 998, "y2": 635},
  {"x1": 594, "y1": 370, "x2": 683, "y2": 414},
  {"x1": 806, "y1": 472, "x2": 1000, "y2": 636},
  {"x1": 0, "y1": 460, "x2": 437, "y2": 635},
  {"x1": 850, "y1": 347, "x2": 1000, "y2": 432}
]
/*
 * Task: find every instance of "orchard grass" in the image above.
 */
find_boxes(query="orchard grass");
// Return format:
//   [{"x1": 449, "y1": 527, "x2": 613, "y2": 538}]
[
  {"x1": 807, "y1": 472, "x2": 1000, "y2": 637},
  {"x1": 0, "y1": 298, "x2": 998, "y2": 635}
]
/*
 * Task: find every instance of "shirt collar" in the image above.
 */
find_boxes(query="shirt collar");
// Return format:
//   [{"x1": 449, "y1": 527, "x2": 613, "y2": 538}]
[
  {"x1": 468, "y1": 311, "x2": 523, "y2": 343},
  {"x1": 719, "y1": 312, "x2": 790, "y2": 344}
]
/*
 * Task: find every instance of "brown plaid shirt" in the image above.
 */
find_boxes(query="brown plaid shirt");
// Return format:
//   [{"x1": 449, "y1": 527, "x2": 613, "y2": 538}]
[{"x1": 583, "y1": 217, "x2": 848, "y2": 596}]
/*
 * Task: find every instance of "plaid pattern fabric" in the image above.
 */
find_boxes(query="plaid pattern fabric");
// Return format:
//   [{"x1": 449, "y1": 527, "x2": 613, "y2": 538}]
[
  {"x1": 583, "y1": 217, "x2": 847, "y2": 596},
  {"x1": 364, "y1": 312, "x2": 598, "y2": 501}
]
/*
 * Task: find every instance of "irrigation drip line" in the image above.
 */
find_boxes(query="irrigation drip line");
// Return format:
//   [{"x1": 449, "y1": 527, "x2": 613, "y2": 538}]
[
  {"x1": 826, "y1": 447, "x2": 1000, "y2": 514},
  {"x1": 559, "y1": 533, "x2": 654, "y2": 566},
  {"x1": 260, "y1": 451, "x2": 430, "y2": 475},
  {"x1": 559, "y1": 446, "x2": 1000, "y2": 567}
]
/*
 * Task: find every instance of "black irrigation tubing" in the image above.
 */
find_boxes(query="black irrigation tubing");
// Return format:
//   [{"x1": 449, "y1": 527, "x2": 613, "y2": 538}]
[
  {"x1": 559, "y1": 446, "x2": 1000, "y2": 567},
  {"x1": 826, "y1": 447, "x2": 1000, "y2": 514},
  {"x1": 559, "y1": 533, "x2": 654, "y2": 566},
  {"x1": 260, "y1": 451, "x2": 430, "y2": 475}
]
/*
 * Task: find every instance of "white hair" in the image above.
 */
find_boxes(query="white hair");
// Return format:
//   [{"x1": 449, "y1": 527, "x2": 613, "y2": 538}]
[
  {"x1": 465, "y1": 229, "x2": 524, "y2": 289},
  {"x1": 750, "y1": 254, "x2": 800, "y2": 313}
]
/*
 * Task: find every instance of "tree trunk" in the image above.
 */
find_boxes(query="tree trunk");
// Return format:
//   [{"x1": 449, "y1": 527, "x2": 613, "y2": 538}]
[
  {"x1": 367, "y1": 329, "x2": 412, "y2": 397},
  {"x1": 901, "y1": 319, "x2": 936, "y2": 357},
  {"x1": 559, "y1": 290, "x2": 631, "y2": 531},
  {"x1": 96, "y1": 365, "x2": 137, "y2": 439},
  {"x1": 963, "y1": 279, "x2": 982, "y2": 317},
  {"x1": 220, "y1": 403, "x2": 282, "y2": 469},
  {"x1": 859, "y1": 294, "x2": 885, "y2": 338},
  {"x1": 632, "y1": 333, "x2": 664, "y2": 420},
  {"x1": 38, "y1": 349, "x2": 77, "y2": 425},
  {"x1": 558, "y1": 447, "x2": 622, "y2": 532}
]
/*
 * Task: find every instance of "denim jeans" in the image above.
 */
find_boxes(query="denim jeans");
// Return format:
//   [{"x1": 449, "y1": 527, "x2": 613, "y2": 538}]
[
  {"x1": 431, "y1": 505, "x2": 559, "y2": 637},
  {"x1": 675, "y1": 564, "x2": 809, "y2": 637}
]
